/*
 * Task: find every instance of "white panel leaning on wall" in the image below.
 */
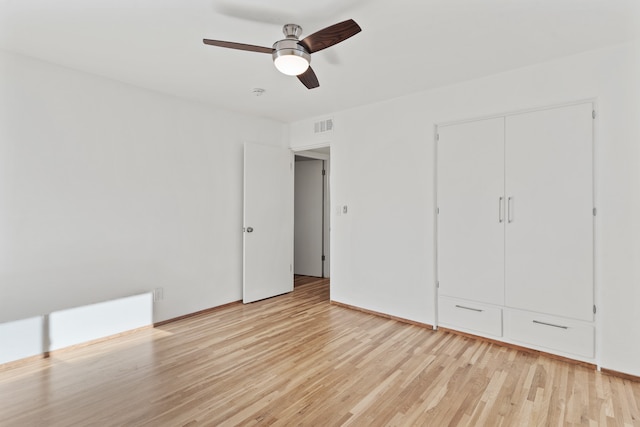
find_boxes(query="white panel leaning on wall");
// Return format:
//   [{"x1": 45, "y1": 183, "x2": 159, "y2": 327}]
[{"x1": 0, "y1": 293, "x2": 153, "y2": 365}]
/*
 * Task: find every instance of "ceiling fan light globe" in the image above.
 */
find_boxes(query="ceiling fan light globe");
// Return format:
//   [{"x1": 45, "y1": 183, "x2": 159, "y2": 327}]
[
  {"x1": 272, "y1": 39, "x2": 311, "y2": 76},
  {"x1": 274, "y1": 54, "x2": 310, "y2": 76}
]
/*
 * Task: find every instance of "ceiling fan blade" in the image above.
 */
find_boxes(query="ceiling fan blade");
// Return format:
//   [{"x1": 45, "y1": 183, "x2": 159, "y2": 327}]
[
  {"x1": 297, "y1": 67, "x2": 320, "y2": 89},
  {"x1": 299, "y1": 19, "x2": 361, "y2": 54},
  {"x1": 203, "y1": 39, "x2": 273, "y2": 54}
]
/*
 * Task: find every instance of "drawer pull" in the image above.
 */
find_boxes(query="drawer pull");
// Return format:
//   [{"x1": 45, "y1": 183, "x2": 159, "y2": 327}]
[
  {"x1": 455, "y1": 305, "x2": 483, "y2": 313},
  {"x1": 533, "y1": 320, "x2": 568, "y2": 330}
]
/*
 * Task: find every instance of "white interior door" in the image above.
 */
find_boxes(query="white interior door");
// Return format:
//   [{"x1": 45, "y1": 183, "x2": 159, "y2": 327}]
[
  {"x1": 294, "y1": 158, "x2": 324, "y2": 277},
  {"x1": 438, "y1": 117, "x2": 505, "y2": 305},
  {"x1": 505, "y1": 103, "x2": 593, "y2": 321},
  {"x1": 243, "y1": 143, "x2": 294, "y2": 303}
]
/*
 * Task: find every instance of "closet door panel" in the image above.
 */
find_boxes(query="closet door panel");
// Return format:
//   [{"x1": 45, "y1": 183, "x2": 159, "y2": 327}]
[
  {"x1": 505, "y1": 103, "x2": 593, "y2": 321},
  {"x1": 438, "y1": 117, "x2": 505, "y2": 305}
]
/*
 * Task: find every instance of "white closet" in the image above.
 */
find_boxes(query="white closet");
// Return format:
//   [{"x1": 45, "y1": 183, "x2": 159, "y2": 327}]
[{"x1": 436, "y1": 102, "x2": 595, "y2": 361}]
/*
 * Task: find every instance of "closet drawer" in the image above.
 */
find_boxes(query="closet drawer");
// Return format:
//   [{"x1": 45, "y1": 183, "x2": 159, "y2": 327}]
[
  {"x1": 505, "y1": 310, "x2": 594, "y2": 358},
  {"x1": 439, "y1": 297, "x2": 502, "y2": 337}
]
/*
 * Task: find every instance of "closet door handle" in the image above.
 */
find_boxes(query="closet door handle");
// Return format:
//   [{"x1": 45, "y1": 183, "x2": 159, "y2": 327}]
[
  {"x1": 498, "y1": 197, "x2": 504, "y2": 223},
  {"x1": 507, "y1": 197, "x2": 514, "y2": 223}
]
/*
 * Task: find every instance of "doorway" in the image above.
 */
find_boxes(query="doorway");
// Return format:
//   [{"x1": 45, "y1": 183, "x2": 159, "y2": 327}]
[{"x1": 294, "y1": 147, "x2": 330, "y2": 279}]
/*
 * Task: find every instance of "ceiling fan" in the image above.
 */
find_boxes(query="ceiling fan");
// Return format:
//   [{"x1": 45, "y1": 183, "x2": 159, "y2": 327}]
[{"x1": 203, "y1": 19, "x2": 361, "y2": 89}]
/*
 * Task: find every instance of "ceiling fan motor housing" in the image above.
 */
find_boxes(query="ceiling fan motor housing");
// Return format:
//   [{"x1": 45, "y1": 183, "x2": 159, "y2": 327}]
[
  {"x1": 271, "y1": 23, "x2": 311, "y2": 76},
  {"x1": 282, "y1": 24, "x2": 303, "y2": 39}
]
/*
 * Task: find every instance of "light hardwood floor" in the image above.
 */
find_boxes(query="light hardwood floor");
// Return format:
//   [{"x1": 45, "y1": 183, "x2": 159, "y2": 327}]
[{"x1": 1, "y1": 276, "x2": 639, "y2": 426}]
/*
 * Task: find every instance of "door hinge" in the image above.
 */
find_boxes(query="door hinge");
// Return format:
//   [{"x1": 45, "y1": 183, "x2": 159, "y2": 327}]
[
  {"x1": 593, "y1": 207, "x2": 597, "y2": 216},
  {"x1": 437, "y1": 207, "x2": 440, "y2": 215},
  {"x1": 436, "y1": 133, "x2": 440, "y2": 142},
  {"x1": 436, "y1": 281, "x2": 440, "y2": 289},
  {"x1": 593, "y1": 305, "x2": 597, "y2": 314},
  {"x1": 322, "y1": 169, "x2": 326, "y2": 176},
  {"x1": 592, "y1": 110, "x2": 596, "y2": 119},
  {"x1": 322, "y1": 255, "x2": 326, "y2": 261}
]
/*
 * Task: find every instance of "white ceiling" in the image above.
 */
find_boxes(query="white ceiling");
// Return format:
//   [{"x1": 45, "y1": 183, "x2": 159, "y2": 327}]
[{"x1": 0, "y1": 0, "x2": 638, "y2": 123}]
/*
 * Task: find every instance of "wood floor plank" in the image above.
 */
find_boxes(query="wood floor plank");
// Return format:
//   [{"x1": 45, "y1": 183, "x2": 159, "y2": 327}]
[{"x1": 1, "y1": 276, "x2": 639, "y2": 426}]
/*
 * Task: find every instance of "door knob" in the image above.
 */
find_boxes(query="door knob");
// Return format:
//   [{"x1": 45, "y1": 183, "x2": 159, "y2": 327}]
[{"x1": 246, "y1": 227, "x2": 254, "y2": 233}]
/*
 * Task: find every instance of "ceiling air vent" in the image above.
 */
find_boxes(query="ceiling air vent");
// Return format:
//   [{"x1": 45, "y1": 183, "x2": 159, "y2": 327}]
[{"x1": 314, "y1": 119, "x2": 334, "y2": 134}]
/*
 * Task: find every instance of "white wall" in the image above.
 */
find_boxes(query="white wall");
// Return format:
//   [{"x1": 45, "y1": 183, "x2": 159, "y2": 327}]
[
  {"x1": 289, "y1": 42, "x2": 640, "y2": 376},
  {"x1": 2, "y1": 40, "x2": 638, "y2": 377},
  {"x1": 0, "y1": 50, "x2": 286, "y2": 326},
  {"x1": 294, "y1": 158, "x2": 324, "y2": 277}
]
